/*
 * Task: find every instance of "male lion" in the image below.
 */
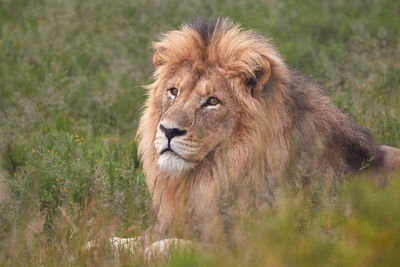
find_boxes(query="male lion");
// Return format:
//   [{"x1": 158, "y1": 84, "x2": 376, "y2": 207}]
[{"x1": 137, "y1": 18, "x2": 400, "y2": 243}]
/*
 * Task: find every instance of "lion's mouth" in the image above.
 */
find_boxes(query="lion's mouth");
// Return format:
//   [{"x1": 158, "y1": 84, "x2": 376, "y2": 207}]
[
  {"x1": 159, "y1": 147, "x2": 196, "y2": 163},
  {"x1": 160, "y1": 147, "x2": 174, "y2": 154},
  {"x1": 154, "y1": 135, "x2": 199, "y2": 164}
]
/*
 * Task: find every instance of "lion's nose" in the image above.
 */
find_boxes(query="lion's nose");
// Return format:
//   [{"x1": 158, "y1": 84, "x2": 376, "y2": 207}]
[{"x1": 160, "y1": 124, "x2": 187, "y2": 141}]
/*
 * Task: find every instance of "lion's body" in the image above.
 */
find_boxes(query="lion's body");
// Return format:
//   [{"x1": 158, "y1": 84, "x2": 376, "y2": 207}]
[{"x1": 137, "y1": 19, "x2": 400, "y2": 240}]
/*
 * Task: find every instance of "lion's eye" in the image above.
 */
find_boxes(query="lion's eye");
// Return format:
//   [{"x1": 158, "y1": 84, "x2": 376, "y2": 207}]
[
  {"x1": 206, "y1": 97, "x2": 219, "y2": 106},
  {"x1": 169, "y1": 87, "x2": 179, "y2": 98}
]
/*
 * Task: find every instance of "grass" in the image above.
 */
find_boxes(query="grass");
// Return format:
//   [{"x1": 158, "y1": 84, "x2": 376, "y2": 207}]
[{"x1": 0, "y1": 0, "x2": 399, "y2": 265}]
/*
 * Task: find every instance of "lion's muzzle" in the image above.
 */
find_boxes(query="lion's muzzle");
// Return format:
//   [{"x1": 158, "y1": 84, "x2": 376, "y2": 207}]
[{"x1": 154, "y1": 121, "x2": 200, "y2": 176}]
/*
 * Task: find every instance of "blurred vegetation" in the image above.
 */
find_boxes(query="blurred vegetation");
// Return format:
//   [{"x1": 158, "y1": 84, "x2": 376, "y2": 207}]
[{"x1": 0, "y1": 0, "x2": 399, "y2": 265}]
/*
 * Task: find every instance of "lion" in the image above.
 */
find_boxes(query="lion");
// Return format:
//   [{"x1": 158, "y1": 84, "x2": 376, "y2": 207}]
[{"x1": 136, "y1": 18, "x2": 400, "y2": 242}]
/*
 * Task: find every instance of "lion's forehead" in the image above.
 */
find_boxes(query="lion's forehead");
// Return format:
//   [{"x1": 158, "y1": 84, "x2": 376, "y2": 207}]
[{"x1": 166, "y1": 67, "x2": 232, "y2": 98}]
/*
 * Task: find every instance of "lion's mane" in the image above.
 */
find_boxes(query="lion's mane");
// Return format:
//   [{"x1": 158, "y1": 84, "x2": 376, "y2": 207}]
[{"x1": 137, "y1": 18, "x2": 386, "y2": 240}]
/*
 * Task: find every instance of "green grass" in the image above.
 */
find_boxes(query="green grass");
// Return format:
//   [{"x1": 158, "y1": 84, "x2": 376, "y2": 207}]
[{"x1": 0, "y1": 0, "x2": 399, "y2": 265}]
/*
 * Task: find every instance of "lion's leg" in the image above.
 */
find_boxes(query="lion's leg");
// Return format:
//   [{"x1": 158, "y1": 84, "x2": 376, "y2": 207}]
[
  {"x1": 87, "y1": 236, "x2": 193, "y2": 261},
  {"x1": 87, "y1": 236, "x2": 147, "y2": 258},
  {"x1": 108, "y1": 236, "x2": 147, "y2": 251},
  {"x1": 379, "y1": 145, "x2": 400, "y2": 174}
]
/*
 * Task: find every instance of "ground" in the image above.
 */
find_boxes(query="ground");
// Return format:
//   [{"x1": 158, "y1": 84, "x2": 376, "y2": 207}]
[{"x1": 0, "y1": 0, "x2": 399, "y2": 265}]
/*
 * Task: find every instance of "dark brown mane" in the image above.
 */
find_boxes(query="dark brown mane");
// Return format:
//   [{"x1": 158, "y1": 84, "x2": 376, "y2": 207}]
[
  {"x1": 287, "y1": 71, "x2": 383, "y2": 172},
  {"x1": 187, "y1": 18, "x2": 221, "y2": 45}
]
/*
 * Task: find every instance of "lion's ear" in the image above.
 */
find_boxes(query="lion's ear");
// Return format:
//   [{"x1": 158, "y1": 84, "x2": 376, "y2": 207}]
[
  {"x1": 245, "y1": 57, "x2": 271, "y2": 98},
  {"x1": 152, "y1": 49, "x2": 165, "y2": 69}
]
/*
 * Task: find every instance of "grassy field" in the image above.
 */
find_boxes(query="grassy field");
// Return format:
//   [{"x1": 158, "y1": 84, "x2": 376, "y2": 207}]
[{"x1": 1, "y1": 0, "x2": 400, "y2": 265}]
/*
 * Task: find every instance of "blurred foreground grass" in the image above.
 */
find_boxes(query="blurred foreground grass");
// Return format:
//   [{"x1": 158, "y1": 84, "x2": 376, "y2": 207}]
[{"x1": 0, "y1": 0, "x2": 399, "y2": 265}]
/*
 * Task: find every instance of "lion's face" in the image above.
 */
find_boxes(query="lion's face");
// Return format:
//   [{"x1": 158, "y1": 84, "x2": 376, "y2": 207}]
[
  {"x1": 141, "y1": 20, "x2": 276, "y2": 178},
  {"x1": 154, "y1": 66, "x2": 237, "y2": 176}
]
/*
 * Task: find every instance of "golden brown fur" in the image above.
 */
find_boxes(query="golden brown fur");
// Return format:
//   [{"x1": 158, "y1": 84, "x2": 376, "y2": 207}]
[{"x1": 137, "y1": 18, "x2": 400, "y2": 240}]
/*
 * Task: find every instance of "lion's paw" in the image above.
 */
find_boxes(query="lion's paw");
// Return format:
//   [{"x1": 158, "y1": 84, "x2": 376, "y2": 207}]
[{"x1": 144, "y1": 238, "x2": 193, "y2": 261}]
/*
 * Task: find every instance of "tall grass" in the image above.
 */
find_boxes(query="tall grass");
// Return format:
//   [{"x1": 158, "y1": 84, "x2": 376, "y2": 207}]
[{"x1": 0, "y1": 0, "x2": 399, "y2": 265}]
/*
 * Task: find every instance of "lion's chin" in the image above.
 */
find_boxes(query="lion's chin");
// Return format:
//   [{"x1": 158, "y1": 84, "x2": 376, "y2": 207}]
[{"x1": 157, "y1": 152, "x2": 196, "y2": 177}]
